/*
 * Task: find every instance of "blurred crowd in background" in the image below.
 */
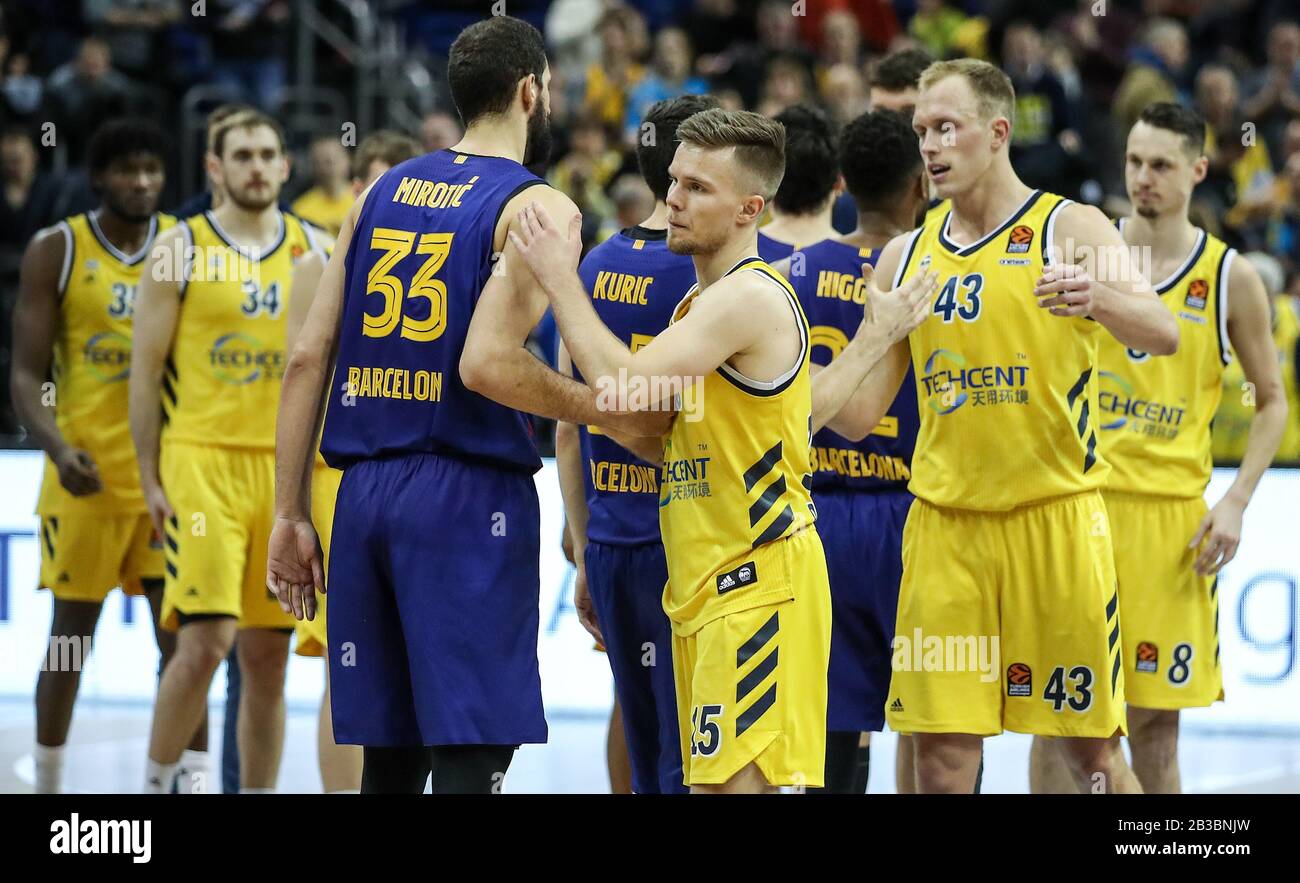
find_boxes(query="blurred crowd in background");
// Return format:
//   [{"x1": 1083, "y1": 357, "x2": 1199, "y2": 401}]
[{"x1": 0, "y1": 0, "x2": 1298, "y2": 461}]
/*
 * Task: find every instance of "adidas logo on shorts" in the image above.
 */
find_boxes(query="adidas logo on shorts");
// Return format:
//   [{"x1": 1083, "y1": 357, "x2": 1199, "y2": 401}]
[
  {"x1": 890, "y1": 697, "x2": 904, "y2": 712},
  {"x1": 716, "y1": 561, "x2": 758, "y2": 595}
]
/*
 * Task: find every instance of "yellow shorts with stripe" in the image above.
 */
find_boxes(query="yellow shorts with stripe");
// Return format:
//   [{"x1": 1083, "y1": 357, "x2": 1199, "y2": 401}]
[
  {"x1": 887, "y1": 490, "x2": 1126, "y2": 738},
  {"x1": 37, "y1": 513, "x2": 162, "y2": 602},
  {"x1": 1105, "y1": 490, "x2": 1223, "y2": 710},
  {"x1": 293, "y1": 464, "x2": 342, "y2": 657},
  {"x1": 670, "y1": 527, "x2": 831, "y2": 788},
  {"x1": 160, "y1": 442, "x2": 293, "y2": 631}
]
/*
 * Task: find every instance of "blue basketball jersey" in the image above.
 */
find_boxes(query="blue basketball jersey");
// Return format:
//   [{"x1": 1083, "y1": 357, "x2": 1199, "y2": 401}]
[
  {"x1": 320, "y1": 150, "x2": 546, "y2": 472},
  {"x1": 757, "y1": 231, "x2": 796, "y2": 263},
  {"x1": 576, "y1": 226, "x2": 696, "y2": 545},
  {"x1": 788, "y1": 238, "x2": 918, "y2": 491}
]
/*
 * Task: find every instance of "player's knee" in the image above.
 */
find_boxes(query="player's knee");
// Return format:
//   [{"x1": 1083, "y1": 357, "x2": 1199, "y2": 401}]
[
  {"x1": 1060, "y1": 735, "x2": 1125, "y2": 778},
  {"x1": 1128, "y1": 708, "x2": 1179, "y2": 753},
  {"x1": 236, "y1": 633, "x2": 290, "y2": 684},
  {"x1": 49, "y1": 599, "x2": 102, "y2": 639}
]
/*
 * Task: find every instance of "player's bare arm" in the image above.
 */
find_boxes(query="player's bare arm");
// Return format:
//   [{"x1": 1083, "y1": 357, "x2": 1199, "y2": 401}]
[
  {"x1": 461, "y1": 186, "x2": 670, "y2": 437},
  {"x1": 129, "y1": 225, "x2": 186, "y2": 538},
  {"x1": 510, "y1": 200, "x2": 788, "y2": 407},
  {"x1": 1189, "y1": 257, "x2": 1288, "y2": 575},
  {"x1": 814, "y1": 232, "x2": 919, "y2": 439},
  {"x1": 285, "y1": 248, "x2": 326, "y2": 350},
  {"x1": 811, "y1": 259, "x2": 935, "y2": 435},
  {"x1": 267, "y1": 192, "x2": 359, "y2": 619},
  {"x1": 1039, "y1": 203, "x2": 1178, "y2": 354},
  {"x1": 555, "y1": 342, "x2": 602, "y2": 643},
  {"x1": 10, "y1": 226, "x2": 102, "y2": 496}
]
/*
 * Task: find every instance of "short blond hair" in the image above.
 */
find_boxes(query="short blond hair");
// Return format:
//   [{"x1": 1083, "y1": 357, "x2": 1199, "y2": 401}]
[
  {"x1": 676, "y1": 108, "x2": 786, "y2": 200},
  {"x1": 919, "y1": 58, "x2": 1016, "y2": 129},
  {"x1": 210, "y1": 109, "x2": 286, "y2": 159}
]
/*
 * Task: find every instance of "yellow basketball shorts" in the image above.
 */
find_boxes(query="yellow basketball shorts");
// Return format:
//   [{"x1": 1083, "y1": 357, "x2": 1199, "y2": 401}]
[
  {"x1": 1105, "y1": 490, "x2": 1223, "y2": 710},
  {"x1": 887, "y1": 490, "x2": 1126, "y2": 738},
  {"x1": 294, "y1": 464, "x2": 342, "y2": 657},
  {"x1": 37, "y1": 512, "x2": 162, "y2": 602},
  {"x1": 159, "y1": 442, "x2": 293, "y2": 631},
  {"x1": 671, "y1": 527, "x2": 831, "y2": 788}
]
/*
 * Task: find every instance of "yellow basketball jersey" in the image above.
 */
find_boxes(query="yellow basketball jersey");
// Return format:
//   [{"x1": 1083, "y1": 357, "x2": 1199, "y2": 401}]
[
  {"x1": 37, "y1": 212, "x2": 176, "y2": 515},
  {"x1": 659, "y1": 257, "x2": 817, "y2": 628},
  {"x1": 1212, "y1": 293, "x2": 1300, "y2": 465},
  {"x1": 897, "y1": 189, "x2": 1108, "y2": 511},
  {"x1": 1099, "y1": 226, "x2": 1234, "y2": 496},
  {"x1": 162, "y1": 210, "x2": 324, "y2": 450}
]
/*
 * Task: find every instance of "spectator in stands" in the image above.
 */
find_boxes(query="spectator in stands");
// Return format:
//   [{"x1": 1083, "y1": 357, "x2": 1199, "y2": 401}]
[
  {"x1": 1001, "y1": 20, "x2": 1085, "y2": 198},
  {"x1": 1112, "y1": 18, "x2": 1188, "y2": 137},
  {"x1": 819, "y1": 9, "x2": 863, "y2": 74},
  {"x1": 1, "y1": 49, "x2": 43, "y2": 123},
  {"x1": 46, "y1": 37, "x2": 136, "y2": 165},
  {"x1": 291, "y1": 135, "x2": 351, "y2": 237},
  {"x1": 421, "y1": 110, "x2": 462, "y2": 154},
  {"x1": 1052, "y1": 0, "x2": 1141, "y2": 108},
  {"x1": 1241, "y1": 19, "x2": 1300, "y2": 165},
  {"x1": 597, "y1": 171, "x2": 655, "y2": 242},
  {"x1": 583, "y1": 6, "x2": 646, "y2": 133},
  {"x1": 1198, "y1": 64, "x2": 1275, "y2": 251},
  {"x1": 822, "y1": 62, "x2": 868, "y2": 127},
  {"x1": 687, "y1": 0, "x2": 755, "y2": 61},
  {"x1": 909, "y1": 0, "x2": 970, "y2": 60},
  {"x1": 757, "y1": 54, "x2": 814, "y2": 118},
  {"x1": 0, "y1": 127, "x2": 60, "y2": 266},
  {"x1": 623, "y1": 27, "x2": 707, "y2": 145},
  {"x1": 548, "y1": 115, "x2": 621, "y2": 246},
  {"x1": 1271, "y1": 150, "x2": 1300, "y2": 276},
  {"x1": 700, "y1": 0, "x2": 815, "y2": 109},
  {"x1": 203, "y1": 0, "x2": 290, "y2": 112},
  {"x1": 85, "y1": 0, "x2": 181, "y2": 78},
  {"x1": 868, "y1": 46, "x2": 931, "y2": 113}
]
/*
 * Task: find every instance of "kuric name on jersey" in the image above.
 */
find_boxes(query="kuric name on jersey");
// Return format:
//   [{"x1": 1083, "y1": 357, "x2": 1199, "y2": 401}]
[
  {"x1": 592, "y1": 271, "x2": 653, "y2": 305},
  {"x1": 345, "y1": 366, "x2": 443, "y2": 401}
]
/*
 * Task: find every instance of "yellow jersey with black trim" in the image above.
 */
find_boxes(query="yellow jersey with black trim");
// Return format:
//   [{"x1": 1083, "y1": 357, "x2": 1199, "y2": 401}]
[
  {"x1": 1213, "y1": 294, "x2": 1300, "y2": 465},
  {"x1": 896, "y1": 189, "x2": 1109, "y2": 511},
  {"x1": 162, "y1": 210, "x2": 326, "y2": 450},
  {"x1": 37, "y1": 211, "x2": 175, "y2": 515},
  {"x1": 659, "y1": 256, "x2": 817, "y2": 627},
  {"x1": 1099, "y1": 224, "x2": 1234, "y2": 496}
]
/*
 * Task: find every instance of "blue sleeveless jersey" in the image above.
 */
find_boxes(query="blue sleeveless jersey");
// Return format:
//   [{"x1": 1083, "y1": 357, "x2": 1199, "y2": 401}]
[
  {"x1": 757, "y1": 231, "x2": 796, "y2": 263},
  {"x1": 320, "y1": 150, "x2": 546, "y2": 472},
  {"x1": 788, "y1": 238, "x2": 918, "y2": 492},
  {"x1": 576, "y1": 226, "x2": 697, "y2": 545}
]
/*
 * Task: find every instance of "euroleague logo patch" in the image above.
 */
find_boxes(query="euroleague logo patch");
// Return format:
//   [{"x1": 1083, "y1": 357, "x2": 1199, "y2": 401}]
[
  {"x1": 1185, "y1": 279, "x2": 1208, "y2": 310},
  {"x1": 1136, "y1": 641, "x2": 1159, "y2": 673},
  {"x1": 1006, "y1": 662, "x2": 1032, "y2": 697},
  {"x1": 1006, "y1": 225, "x2": 1034, "y2": 254}
]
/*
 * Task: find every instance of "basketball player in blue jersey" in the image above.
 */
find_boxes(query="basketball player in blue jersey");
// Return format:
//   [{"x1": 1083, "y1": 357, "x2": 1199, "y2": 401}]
[
  {"x1": 756, "y1": 105, "x2": 842, "y2": 264},
  {"x1": 770, "y1": 109, "x2": 927, "y2": 793},
  {"x1": 266, "y1": 16, "x2": 667, "y2": 794},
  {"x1": 556, "y1": 94, "x2": 718, "y2": 795}
]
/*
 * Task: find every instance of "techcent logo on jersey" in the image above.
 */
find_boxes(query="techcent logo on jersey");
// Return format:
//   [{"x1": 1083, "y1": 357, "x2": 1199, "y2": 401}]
[
  {"x1": 1097, "y1": 370, "x2": 1184, "y2": 438},
  {"x1": 919, "y1": 348, "x2": 1031, "y2": 414},
  {"x1": 82, "y1": 332, "x2": 131, "y2": 382},
  {"x1": 208, "y1": 333, "x2": 284, "y2": 385}
]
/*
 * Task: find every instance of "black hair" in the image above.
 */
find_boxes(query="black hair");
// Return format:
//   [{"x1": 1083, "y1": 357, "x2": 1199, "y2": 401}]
[
  {"x1": 840, "y1": 109, "x2": 922, "y2": 211},
  {"x1": 635, "y1": 93, "x2": 721, "y2": 201},
  {"x1": 87, "y1": 118, "x2": 167, "y2": 177},
  {"x1": 771, "y1": 103, "x2": 839, "y2": 215},
  {"x1": 1137, "y1": 101, "x2": 1207, "y2": 155},
  {"x1": 448, "y1": 16, "x2": 548, "y2": 127},
  {"x1": 872, "y1": 47, "x2": 933, "y2": 92}
]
